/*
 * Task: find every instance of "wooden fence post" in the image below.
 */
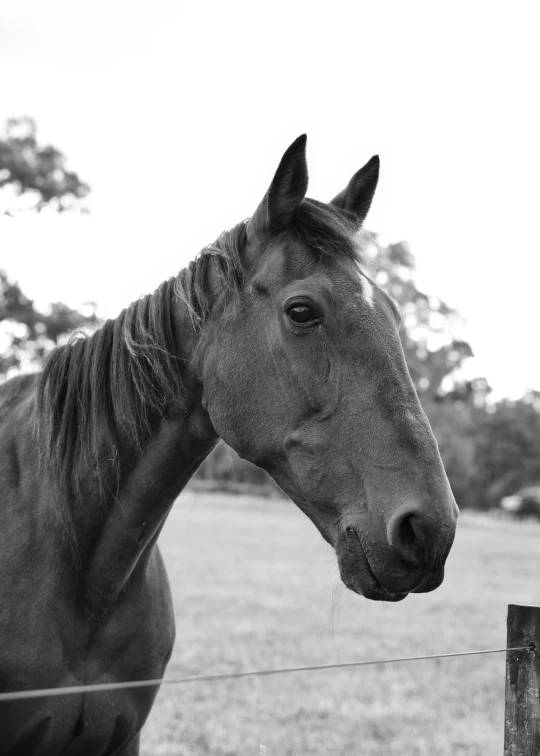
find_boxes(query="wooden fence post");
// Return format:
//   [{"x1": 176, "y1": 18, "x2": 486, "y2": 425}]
[{"x1": 504, "y1": 604, "x2": 540, "y2": 755}]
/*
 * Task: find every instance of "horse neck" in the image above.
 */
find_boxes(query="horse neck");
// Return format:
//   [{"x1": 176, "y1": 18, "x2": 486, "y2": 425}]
[
  {"x1": 83, "y1": 401, "x2": 217, "y2": 605},
  {"x1": 42, "y1": 277, "x2": 219, "y2": 605}
]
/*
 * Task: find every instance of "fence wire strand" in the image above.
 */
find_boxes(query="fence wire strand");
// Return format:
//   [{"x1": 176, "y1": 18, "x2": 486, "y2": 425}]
[{"x1": 0, "y1": 645, "x2": 532, "y2": 702}]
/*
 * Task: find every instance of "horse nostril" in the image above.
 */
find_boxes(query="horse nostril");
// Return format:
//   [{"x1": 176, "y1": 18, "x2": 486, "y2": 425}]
[
  {"x1": 388, "y1": 511, "x2": 432, "y2": 565},
  {"x1": 400, "y1": 515, "x2": 416, "y2": 547}
]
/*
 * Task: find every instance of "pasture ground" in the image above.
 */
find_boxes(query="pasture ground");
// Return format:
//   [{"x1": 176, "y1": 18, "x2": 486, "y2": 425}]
[{"x1": 140, "y1": 491, "x2": 540, "y2": 756}]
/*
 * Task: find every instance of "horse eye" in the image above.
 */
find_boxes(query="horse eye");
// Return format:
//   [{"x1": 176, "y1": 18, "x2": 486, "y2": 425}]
[{"x1": 287, "y1": 305, "x2": 317, "y2": 325}]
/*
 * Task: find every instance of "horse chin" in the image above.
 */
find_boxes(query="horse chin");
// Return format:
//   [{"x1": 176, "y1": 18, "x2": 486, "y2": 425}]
[
  {"x1": 338, "y1": 552, "x2": 409, "y2": 601},
  {"x1": 340, "y1": 561, "x2": 409, "y2": 603},
  {"x1": 336, "y1": 535, "x2": 409, "y2": 603},
  {"x1": 410, "y1": 570, "x2": 445, "y2": 594}
]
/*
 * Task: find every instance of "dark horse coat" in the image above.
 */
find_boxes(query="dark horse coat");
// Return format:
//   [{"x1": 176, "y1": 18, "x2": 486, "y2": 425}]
[{"x1": 0, "y1": 136, "x2": 457, "y2": 754}]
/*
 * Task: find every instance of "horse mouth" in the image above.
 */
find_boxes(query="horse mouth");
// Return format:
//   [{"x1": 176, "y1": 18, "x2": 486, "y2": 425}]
[{"x1": 338, "y1": 528, "x2": 409, "y2": 603}]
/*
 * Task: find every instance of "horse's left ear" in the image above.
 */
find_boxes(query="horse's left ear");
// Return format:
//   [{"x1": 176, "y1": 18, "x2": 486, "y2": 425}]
[
  {"x1": 330, "y1": 155, "x2": 379, "y2": 225},
  {"x1": 247, "y1": 135, "x2": 308, "y2": 240}
]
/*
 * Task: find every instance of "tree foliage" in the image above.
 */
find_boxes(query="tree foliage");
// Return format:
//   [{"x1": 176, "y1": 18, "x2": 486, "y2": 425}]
[
  {"x1": 365, "y1": 239, "x2": 475, "y2": 400},
  {"x1": 0, "y1": 117, "x2": 96, "y2": 377},
  {"x1": 471, "y1": 392, "x2": 540, "y2": 509},
  {"x1": 0, "y1": 271, "x2": 98, "y2": 378},
  {"x1": 0, "y1": 117, "x2": 89, "y2": 214}
]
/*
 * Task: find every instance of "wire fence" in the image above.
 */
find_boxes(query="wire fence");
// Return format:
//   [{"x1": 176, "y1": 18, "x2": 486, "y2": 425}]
[{"x1": 0, "y1": 645, "x2": 531, "y2": 703}]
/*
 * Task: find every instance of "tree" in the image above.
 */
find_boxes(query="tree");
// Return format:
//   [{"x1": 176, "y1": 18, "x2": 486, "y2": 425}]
[
  {"x1": 472, "y1": 395, "x2": 540, "y2": 510},
  {"x1": 365, "y1": 238, "x2": 476, "y2": 400},
  {"x1": 1, "y1": 117, "x2": 96, "y2": 378},
  {"x1": 0, "y1": 116, "x2": 89, "y2": 215},
  {"x1": 0, "y1": 271, "x2": 99, "y2": 378}
]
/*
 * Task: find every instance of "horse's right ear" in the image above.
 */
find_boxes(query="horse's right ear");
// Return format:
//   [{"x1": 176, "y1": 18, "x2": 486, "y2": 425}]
[
  {"x1": 330, "y1": 155, "x2": 379, "y2": 226},
  {"x1": 246, "y1": 135, "x2": 308, "y2": 241}
]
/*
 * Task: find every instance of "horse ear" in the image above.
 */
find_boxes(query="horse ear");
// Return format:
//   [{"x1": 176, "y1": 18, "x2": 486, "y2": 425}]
[
  {"x1": 247, "y1": 135, "x2": 308, "y2": 240},
  {"x1": 330, "y1": 155, "x2": 379, "y2": 225}
]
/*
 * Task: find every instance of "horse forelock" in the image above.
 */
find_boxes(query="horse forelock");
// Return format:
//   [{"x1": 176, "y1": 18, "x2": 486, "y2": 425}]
[{"x1": 292, "y1": 199, "x2": 368, "y2": 266}]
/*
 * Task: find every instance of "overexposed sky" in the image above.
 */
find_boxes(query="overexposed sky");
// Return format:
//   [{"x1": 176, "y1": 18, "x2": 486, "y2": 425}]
[{"x1": 0, "y1": 1, "x2": 539, "y2": 398}]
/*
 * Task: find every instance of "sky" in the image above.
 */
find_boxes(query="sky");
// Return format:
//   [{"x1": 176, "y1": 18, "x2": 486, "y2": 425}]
[{"x1": 0, "y1": 1, "x2": 539, "y2": 399}]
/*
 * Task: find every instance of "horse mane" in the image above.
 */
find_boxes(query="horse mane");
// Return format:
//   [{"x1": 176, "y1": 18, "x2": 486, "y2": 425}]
[
  {"x1": 36, "y1": 200, "x2": 366, "y2": 530},
  {"x1": 36, "y1": 277, "x2": 184, "y2": 507}
]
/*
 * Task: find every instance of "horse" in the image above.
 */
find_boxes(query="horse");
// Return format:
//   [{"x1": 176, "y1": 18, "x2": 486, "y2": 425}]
[{"x1": 0, "y1": 135, "x2": 458, "y2": 754}]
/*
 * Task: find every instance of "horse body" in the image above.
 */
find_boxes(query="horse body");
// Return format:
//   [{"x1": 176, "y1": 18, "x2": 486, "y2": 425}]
[
  {"x1": 0, "y1": 374, "x2": 209, "y2": 753},
  {"x1": 0, "y1": 136, "x2": 458, "y2": 754}
]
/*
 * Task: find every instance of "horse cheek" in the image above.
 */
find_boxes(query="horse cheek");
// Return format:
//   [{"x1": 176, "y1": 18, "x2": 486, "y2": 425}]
[{"x1": 199, "y1": 326, "x2": 267, "y2": 457}]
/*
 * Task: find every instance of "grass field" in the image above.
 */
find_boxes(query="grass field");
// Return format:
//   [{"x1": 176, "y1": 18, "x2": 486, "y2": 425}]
[{"x1": 139, "y1": 490, "x2": 540, "y2": 756}]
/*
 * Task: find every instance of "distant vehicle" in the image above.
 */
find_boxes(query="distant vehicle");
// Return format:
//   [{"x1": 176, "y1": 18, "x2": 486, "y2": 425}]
[{"x1": 501, "y1": 486, "x2": 540, "y2": 519}]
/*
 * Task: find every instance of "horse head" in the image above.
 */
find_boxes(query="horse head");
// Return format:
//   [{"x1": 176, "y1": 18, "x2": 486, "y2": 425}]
[{"x1": 198, "y1": 135, "x2": 458, "y2": 601}]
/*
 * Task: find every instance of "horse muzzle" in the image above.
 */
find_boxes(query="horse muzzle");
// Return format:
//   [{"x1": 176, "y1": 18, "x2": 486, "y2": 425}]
[
  {"x1": 336, "y1": 524, "x2": 451, "y2": 601},
  {"x1": 336, "y1": 527, "x2": 409, "y2": 602}
]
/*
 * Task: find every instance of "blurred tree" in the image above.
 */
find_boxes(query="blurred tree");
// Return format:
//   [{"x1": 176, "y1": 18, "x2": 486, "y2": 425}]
[
  {"x1": 0, "y1": 116, "x2": 90, "y2": 215},
  {"x1": 0, "y1": 271, "x2": 99, "y2": 378},
  {"x1": 472, "y1": 395, "x2": 540, "y2": 510},
  {"x1": 1, "y1": 117, "x2": 96, "y2": 378},
  {"x1": 365, "y1": 239, "x2": 475, "y2": 400}
]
